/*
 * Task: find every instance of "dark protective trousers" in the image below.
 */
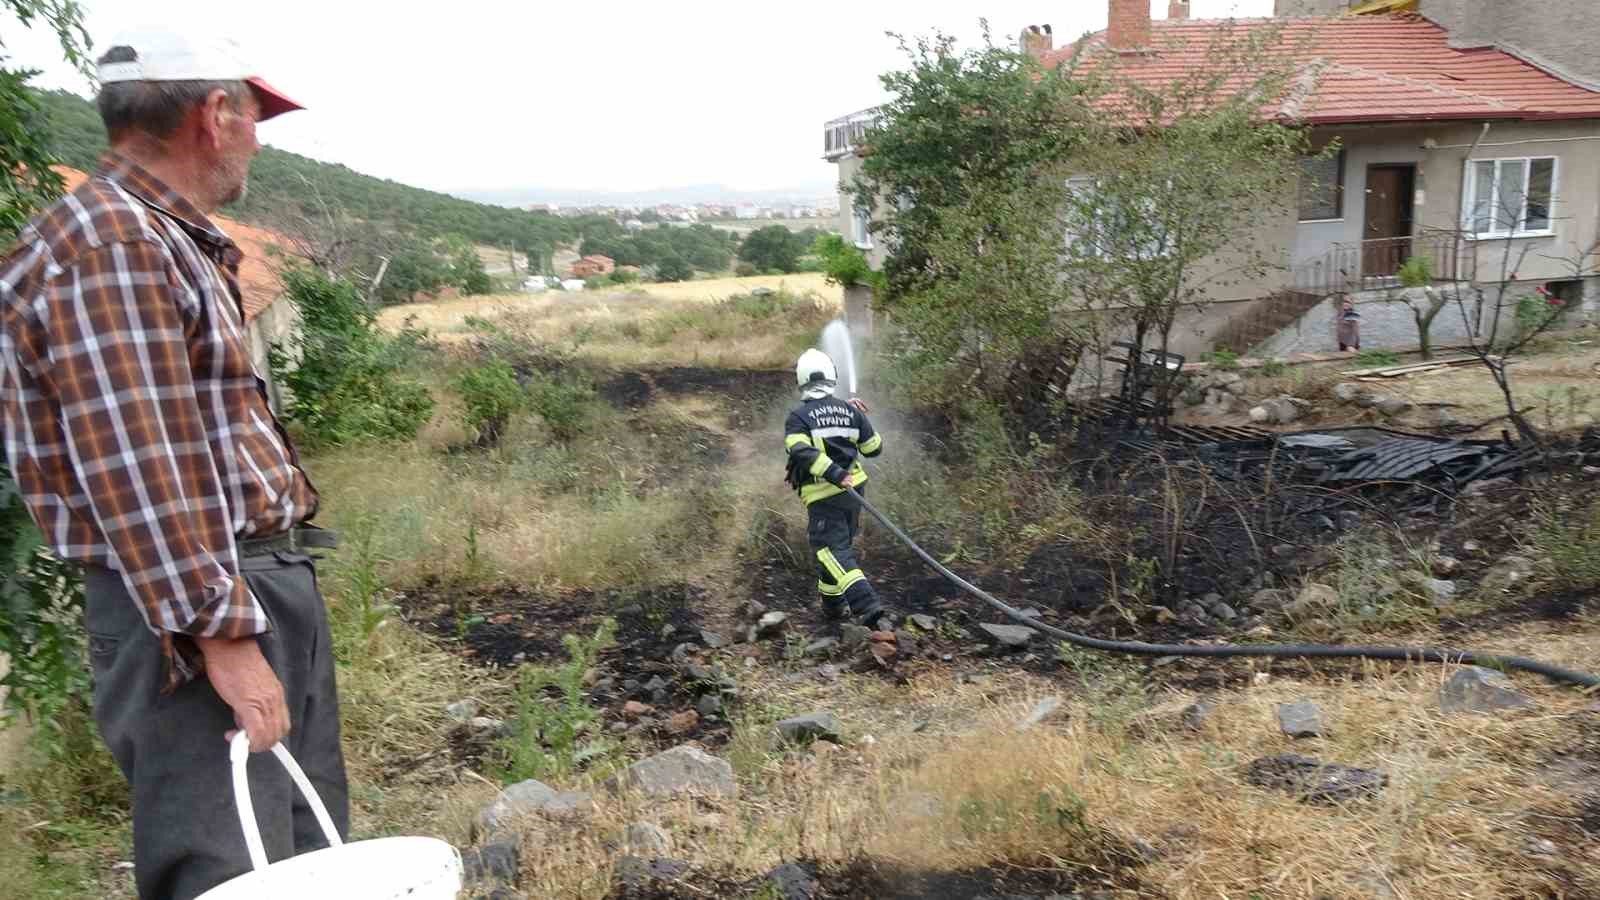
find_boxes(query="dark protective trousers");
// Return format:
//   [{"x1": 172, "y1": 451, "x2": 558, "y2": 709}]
[
  {"x1": 807, "y1": 490, "x2": 879, "y2": 615},
  {"x1": 84, "y1": 551, "x2": 350, "y2": 900}
]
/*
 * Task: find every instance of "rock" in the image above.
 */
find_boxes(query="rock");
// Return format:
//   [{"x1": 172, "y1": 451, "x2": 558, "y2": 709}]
[
  {"x1": 1431, "y1": 555, "x2": 1461, "y2": 577},
  {"x1": 1180, "y1": 700, "x2": 1215, "y2": 731},
  {"x1": 670, "y1": 642, "x2": 696, "y2": 663},
  {"x1": 469, "y1": 717, "x2": 509, "y2": 736},
  {"x1": 476, "y1": 780, "x2": 594, "y2": 836},
  {"x1": 695, "y1": 694, "x2": 722, "y2": 718},
  {"x1": 1278, "y1": 701, "x2": 1324, "y2": 738},
  {"x1": 1290, "y1": 583, "x2": 1340, "y2": 617},
  {"x1": 666, "y1": 710, "x2": 700, "y2": 735},
  {"x1": 978, "y1": 623, "x2": 1037, "y2": 648},
  {"x1": 1248, "y1": 405, "x2": 1271, "y2": 424},
  {"x1": 763, "y1": 862, "x2": 820, "y2": 900},
  {"x1": 1439, "y1": 666, "x2": 1535, "y2": 714},
  {"x1": 908, "y1": 613, "x2": 938, "y2": 631},
  {"x1": 643, "y1": 675, "x2": 669, "y2": 694},
  {"x1": 1482, "y1": 555, "x2": 1535, "y2": 593},
  {"x1": 699, "y1": 629, "x2": 728, "y2": 649},
  {"x1": 1332, "y1": 382, "x2": 1363, "y2": 403},
  {"x1": 1337, "y1": 510, "x2": 1364, "y2": 531},
  {"x1": 804, "y1": 637, "x2": 839, "y2": 656},
  {"x1": 893, "y1": 630, "x2": 919, "y2": 658},
  {"x1": 446, "y1": 699, "x2": 480, "y2": 723},
  {"x1": 1202, "y1": 592, "x2": 1223, "y2": 605},
  {"x1": 1353, "y1": 391, "x2": 1381, "y2": 409},
  {"x1": 840, "y1": 624, "x2": 873, "y2": 646},
  {"x1": 1244, "y1": 753, "x2": 1387, "y2": 804},
  {"x1": 777, "y1": 712, "x2": 842, "y2": 745},
  {"x1": 462, "y1": 838, "x2": 521, "y2": 885},
  {"x1": 1209, "y1": 602, "x2": 1238, "y2": 621},
  {"x1": 755, "y1": 611, "x2": 789, "y2": 639},
  {"x1": 1419, "y1": 577, "x2": 1458, "y2": 607},
  {"x1": 1463, "y1": 476, "x2": 1513, "y2": 498},
  {"x1": 605, "y1": 745, "x2": 738, "y2": 799},
  {"x1": 1153, "y1": 606, "x2": 1177, "y2": 625},
  {"x1": 1526, "y1": 837, "x2": 1559, "y2": 856},
  {"x1": 622, "y1": 822, "x2": 672, "y2": 856},
  {"x1": 1249, "y1": 588, "x2": 1287, "y2": 610},
  {"x1": 1015, "y1": 696, "x2": 1063, "y2": 731},
  {"x1": 1376, "y1": 396, "x2": 1413, "y2": 417},
  {"x1": 614, "y1": 856, "x2": 692, "y2": 890}
]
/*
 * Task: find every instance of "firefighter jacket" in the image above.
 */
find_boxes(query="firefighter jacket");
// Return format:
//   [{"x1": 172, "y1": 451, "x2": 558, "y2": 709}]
[{"x1": 783, "y1": 396, "x2": 883, "y2": 506}]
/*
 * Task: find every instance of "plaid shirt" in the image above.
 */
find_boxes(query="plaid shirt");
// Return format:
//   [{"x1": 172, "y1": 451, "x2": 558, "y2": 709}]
[{"x1": 1, "y1": 153, "x2": 317, "y2": 690}]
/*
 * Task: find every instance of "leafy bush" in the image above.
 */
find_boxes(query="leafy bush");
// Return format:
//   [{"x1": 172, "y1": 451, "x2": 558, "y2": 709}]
[
  {"x1": 274, "y1": 267, "x2": 436, "y2": 447},
  {"x1": 1530, "y1": 490, "x2": 1600, "y2": 593},
  {"x1": 654, "y1": 253, "x2": 694, "y2": 283},
  {"x1": 452, "y1": 359, "x2": 527, "y2": 449},
  {"x1": 734, "y1": 261, "x2": 758, "y2": 277},
  {"x1": 0, "y1": 469, "x2": 89, "y2": 739},
  {"x1": 529, "y1": 373, "x2": 597, "y2": 443},
  {"x1": 813, "y1": 232, "x2": 883, "y2": 290},
  {"x1": 606, "y1": 267, "x2": 640, "y2": 285},
  {"x1": 1203, "y1": 348, "x2": 1241, "y2": 370}
]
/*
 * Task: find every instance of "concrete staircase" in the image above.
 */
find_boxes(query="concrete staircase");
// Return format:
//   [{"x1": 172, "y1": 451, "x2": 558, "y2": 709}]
[{"x1": 1212, "y1": 289, "x2": 1329, "y2": 355}]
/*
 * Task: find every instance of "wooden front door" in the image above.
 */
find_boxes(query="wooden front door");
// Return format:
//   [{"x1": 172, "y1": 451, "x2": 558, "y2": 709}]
[{"x1": 1362, "y1": 164, "x2": 1415, "y2": 279}]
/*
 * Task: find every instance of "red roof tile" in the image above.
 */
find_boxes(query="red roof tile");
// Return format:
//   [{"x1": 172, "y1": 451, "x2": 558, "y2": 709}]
[
  {"x1": 55, "y1": 167, "x2": 288, "y2": 322},
  {"x1": 1043, "y1": 15, "x2": 1600, "y2": 125}
]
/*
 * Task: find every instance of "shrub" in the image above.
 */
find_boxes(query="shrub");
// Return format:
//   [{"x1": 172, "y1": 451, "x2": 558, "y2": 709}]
[
  {"x1": 452, "y1": 359, "x2": 527, "y2": 449},
  {"x1": 734, "y1": 261, "x2": 758, "y2": 277},
  {"x1": 1530, "y1": 490, "x2": 1600, "y2": 593},
  {"x1": 606, "y1": 268, "x2": 640, "y2": 285},
  {"x1": 812, "y1": 232, "x2": 883, "y2": 290},
  {"x1": 497, "y1": 618, "x2": 619, "y2": 783},
  {"x1": 529, "y1": 373, "x2": 597, "y2": 443},
  {"x1": 274, "y1": 267, "x2": 436, "y2": 447},
  {"x1": 654, "y1": 254, "x2": 694, "y2": 283},
  {"x1": 1352, "y1": 349, "x2": 1402, "y2": 368},
  {"x1": 1202, "y1": 348, "x2": 1240, "y2": 370}
]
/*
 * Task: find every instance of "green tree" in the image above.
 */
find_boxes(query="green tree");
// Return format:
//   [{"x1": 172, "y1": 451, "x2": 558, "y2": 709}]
[
  {"x1": 1, "y1": 0, "x2": 93, "y2": 738},
  {"x1": 738, "y1": 224, "x2": 804, "y2": 273},
  {"x1": 453, "y1": 359, "x2": 526, "y2": 449},
  {"x1": 813, "y1": 232, "x2": 883, "y2": 290},
  {"x1": 654, "y1": 252, "x2": 694, "y2": 283}
]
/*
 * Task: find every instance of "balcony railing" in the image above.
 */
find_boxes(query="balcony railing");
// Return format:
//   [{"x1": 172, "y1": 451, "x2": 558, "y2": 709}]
[
  {"x1": 1292, "y1": 231, "x2": 1464, "y2": 298},
  {"x1": 823, "y1": 107, "x2": 883, "y2": 162}
]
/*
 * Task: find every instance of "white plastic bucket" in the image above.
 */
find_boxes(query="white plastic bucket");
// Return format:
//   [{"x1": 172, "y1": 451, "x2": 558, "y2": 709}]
[{"x1": 196, "y1": 732, "x2": 463, "y2": 900}]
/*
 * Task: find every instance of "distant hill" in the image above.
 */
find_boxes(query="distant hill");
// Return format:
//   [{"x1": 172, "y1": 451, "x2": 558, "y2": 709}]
[
  {"x1": 457, "y1": 183, "x2": 840, "y2": 209},
  {"x1": 35, "y1": 89, "x2": 576, "y2": 261}
]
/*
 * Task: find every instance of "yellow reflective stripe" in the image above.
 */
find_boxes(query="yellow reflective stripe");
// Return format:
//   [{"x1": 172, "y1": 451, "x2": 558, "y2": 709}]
[
  {"x1": 859, "y1": 433, "x2": 882, "y2": 454},
  {"x1": 818, "y1": 580, "x2": 847, "y2": 597},
  {"x1": 800, "y1": 482, "x2": 844, "y2": 504},
  {"x1": 837, "y1": 569, "x2": 866, "y2": 592},
  {"x1": 785, "y1": 433, "x2": 811, "y2": 451},
  {"x1": 808, "y1": 450, "x2": 833, "y2": 477},
  {"x1": 817, "y1": 548, "x2": 848, "y2": 582}
]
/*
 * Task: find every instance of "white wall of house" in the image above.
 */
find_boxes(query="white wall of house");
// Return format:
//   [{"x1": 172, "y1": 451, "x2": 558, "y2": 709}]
[{"x1": 247, "y1": 298, "x2": 301, "y2": 414}]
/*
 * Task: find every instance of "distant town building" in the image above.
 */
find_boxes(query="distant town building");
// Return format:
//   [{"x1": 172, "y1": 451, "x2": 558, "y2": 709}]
[{"x1": 570, "y1": 255, "x2": 617, "y2": 278}]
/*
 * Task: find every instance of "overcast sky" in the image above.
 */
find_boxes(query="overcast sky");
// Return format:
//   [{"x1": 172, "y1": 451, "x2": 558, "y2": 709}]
[{"x1": 4, "y1": 0, "x2": 1273, "y2": 199}]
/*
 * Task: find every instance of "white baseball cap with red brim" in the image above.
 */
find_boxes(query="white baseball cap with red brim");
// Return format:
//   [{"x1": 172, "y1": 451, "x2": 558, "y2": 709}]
[{"x1": 96, "y1": 28, "x2": 304, "y2": 120}]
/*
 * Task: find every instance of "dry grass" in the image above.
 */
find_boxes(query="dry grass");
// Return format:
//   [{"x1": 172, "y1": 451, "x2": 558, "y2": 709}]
[{"x1": 483, "y1": 621, "x2": 1600, "y2": 899}]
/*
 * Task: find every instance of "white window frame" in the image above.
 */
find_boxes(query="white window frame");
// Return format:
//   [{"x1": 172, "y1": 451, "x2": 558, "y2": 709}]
[
  {"x1": 851, "y1": 206, "x2": 874, "y2": 250},
  {"x1": 1461, "y1": 155, "x2": 1558, "y2": 240}
]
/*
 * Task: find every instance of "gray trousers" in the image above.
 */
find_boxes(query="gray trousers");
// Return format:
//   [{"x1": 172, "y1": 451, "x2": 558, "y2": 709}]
[{"x1": 85, "y1": 551, "x2": 349, "y2": 900}]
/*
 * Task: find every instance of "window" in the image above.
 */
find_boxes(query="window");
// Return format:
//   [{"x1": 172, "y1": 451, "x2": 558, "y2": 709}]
[
  {"x1": 851, "y1": 206, "x2": 873, "y2": 249},
  {"x1": 1063, "y1": 176, "x2": 1171, "y2": 260},
  {"x1": 1297, "y1": 149, "x2": 1345, "y2": 221},
  {"x1": 1464, "y1": 156, "x2": 1557, "y2": 238}
]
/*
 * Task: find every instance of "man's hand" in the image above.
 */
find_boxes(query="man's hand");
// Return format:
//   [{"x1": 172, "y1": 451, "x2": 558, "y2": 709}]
[
  {"x1": 195, "y1": 635, "x2": 289, "y2": 753},
  {"x1": 846, "y1": 397, "x2": 870, "y2": 414},
  {"x1": 840, "y1": 472, "x2": 863, "y2": 490}
]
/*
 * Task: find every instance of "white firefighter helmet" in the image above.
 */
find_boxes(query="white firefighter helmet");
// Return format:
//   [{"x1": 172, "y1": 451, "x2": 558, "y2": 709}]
[{"x1": 795, "y1": 348, "x2": 837, "y2": 398}]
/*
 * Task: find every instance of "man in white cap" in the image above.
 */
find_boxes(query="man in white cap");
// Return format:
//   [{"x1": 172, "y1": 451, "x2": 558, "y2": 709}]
[{"x1": 0, "y1": 29, "x2": 346, "y2": 898}]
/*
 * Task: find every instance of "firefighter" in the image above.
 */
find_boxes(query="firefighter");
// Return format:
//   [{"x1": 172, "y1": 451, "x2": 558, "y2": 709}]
[{"x1": 784, "y1": 349, "x2": 890, "y2": 628}]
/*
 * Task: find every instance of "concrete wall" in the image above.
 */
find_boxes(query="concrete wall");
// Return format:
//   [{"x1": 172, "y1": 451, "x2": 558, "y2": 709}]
[
  {"x1": 834, "y1": 153, "x2": 890, "y2": 271},
  {"x1": 1274, "y1": 0, "x2": 1356, "y2": 15},
  {"x1": 1423, "y1": 0, "x2": 1600, "y2": 89}
]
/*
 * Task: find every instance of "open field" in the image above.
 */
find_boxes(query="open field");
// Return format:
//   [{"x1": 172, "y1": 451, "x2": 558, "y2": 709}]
[{"x1": 7, "y1": 284, "x2": 1600, "y2": 899}]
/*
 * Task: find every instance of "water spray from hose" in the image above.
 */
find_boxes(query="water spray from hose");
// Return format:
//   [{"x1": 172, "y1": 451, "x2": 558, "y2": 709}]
[{"x1": 820, "y1": 319, "x2": 858, "y2": 396}]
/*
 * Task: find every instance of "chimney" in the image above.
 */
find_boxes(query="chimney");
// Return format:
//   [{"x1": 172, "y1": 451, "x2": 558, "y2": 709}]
[
  {"x1": 1168, "y1": 0, "x2": 1190, "y2": 19},
  {"x1": 1108, "y1": 0, "x2": 1152, "y2": 51},
  {"x1": 1019, "y1": 24, "x2": 1054, "y2": 59}
]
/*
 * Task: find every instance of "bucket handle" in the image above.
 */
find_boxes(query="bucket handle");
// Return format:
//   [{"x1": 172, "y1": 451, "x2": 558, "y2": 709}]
[{"x1": 229, "y1": 731, "x2": 344, "y2": 870}]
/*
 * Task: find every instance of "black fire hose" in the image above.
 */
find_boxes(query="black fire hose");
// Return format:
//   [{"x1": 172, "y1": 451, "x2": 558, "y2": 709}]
[{"x1": 846, "y1": 487, "x2": 1600, "y2": 689}]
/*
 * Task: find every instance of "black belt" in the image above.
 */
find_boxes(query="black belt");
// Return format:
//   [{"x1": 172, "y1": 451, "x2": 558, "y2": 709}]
[{"x1": 238, "y1": 527, "x2": 339, "y2": 557}]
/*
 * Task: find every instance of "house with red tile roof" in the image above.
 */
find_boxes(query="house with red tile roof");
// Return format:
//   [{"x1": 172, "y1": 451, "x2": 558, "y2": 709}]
[
  {"x1": 824, "y1": 1, "x2": 1600, "y2": 357},
  {"x1": 57, "y1": 167, "x2": 302, "y2": 410}
]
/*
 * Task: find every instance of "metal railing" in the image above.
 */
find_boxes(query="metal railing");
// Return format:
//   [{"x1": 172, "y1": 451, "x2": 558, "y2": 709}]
[
  {"x1": 823, "y1": 107, "x2": 883, "y2": 161},
  {"x1": 1292, "y1": 231, "x2": 1463, "y2": 298}
]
